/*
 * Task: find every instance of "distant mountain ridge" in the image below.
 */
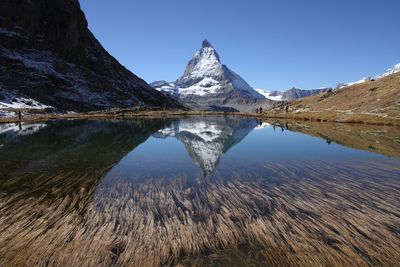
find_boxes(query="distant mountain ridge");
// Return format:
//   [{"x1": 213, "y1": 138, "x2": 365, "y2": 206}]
[
  {"x1": 270, "y1": 71, "x2": 400, "y2": 125},
  {"x1": 255, "y1": 62, "x2": 400, "y2": 102},
  {"x1": 151, "y1": 40, "x2": 271, "y2": 111},
  {"x1": 0, "y1": 0, "x2": 180, "y2": 112},
  {"x1": 256, "y1": 87, "x2": 331, "y2": 101}
]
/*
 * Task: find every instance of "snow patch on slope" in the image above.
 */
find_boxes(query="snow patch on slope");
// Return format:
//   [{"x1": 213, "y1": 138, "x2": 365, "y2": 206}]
[
  {"x1": 376, "y1": 63, "x2": 400, "y2": 79},
  {"x1": 336, "y1": 77, "x2": 373, "y2": 89},
  {"x1": 255, "y1": 89, "x2": 284, "y2": 101},
  {"x1": 180, "y1": 78, "x2": 222, "y2": 96},
  {"x1": 0, "y1": 87, "x2": 51, "y2": 110},
  {"x1": 337, "y1": 63, "x2": 400, "y2": 89}
]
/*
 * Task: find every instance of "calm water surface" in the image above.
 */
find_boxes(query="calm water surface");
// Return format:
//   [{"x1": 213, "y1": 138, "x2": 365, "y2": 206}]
[{"x1": 0, "y1": 116, "x2": 399, "y2": 266}]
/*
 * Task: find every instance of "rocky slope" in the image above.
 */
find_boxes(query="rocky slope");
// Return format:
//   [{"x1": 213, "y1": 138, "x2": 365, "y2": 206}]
[
  {"x1": 257, "y1": 63, "x2": 400, "y2": 102},
  {"x1": 151, "y1": 40, "x2": 272, "y2": 112},
  {"x1": 336, "y1": 63, "x2": 400, "y2": 89},
  {"x1": 0, "y1": 0, "x2": 180, "y2": 112},
  {"x1": 268, "y1": 71, "x2": 400, "y2": 125}
]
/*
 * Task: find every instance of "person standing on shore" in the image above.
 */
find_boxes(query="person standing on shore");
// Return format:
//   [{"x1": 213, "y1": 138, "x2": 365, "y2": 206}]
[{"x1": 18, "y1": 111, "x2": 22, "y2": 122}]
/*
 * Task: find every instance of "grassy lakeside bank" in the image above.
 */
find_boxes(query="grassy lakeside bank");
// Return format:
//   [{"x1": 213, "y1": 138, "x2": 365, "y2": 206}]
[
  {"x1": 1, "y1": 108, "x2": 400, "y2": 126},
  {"x1": 0, "y1": 109, "x2": 214, "y2": 124},
  {"x1": 0, "y1": 110, "x2": 400, "y2": 126}
]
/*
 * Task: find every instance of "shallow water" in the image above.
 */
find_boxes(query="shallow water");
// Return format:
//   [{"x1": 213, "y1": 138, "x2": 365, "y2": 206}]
[{"x1": 0, "y1": 116, "x2": 399, "y2": 266}]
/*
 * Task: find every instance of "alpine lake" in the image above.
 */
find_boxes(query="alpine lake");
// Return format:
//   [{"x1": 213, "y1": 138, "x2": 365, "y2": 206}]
[{"x1": 0, "y1": 116, "x2": 399, "y2": 266}]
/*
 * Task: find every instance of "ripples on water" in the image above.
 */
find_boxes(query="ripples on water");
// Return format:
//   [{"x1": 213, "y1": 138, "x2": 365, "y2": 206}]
[{"x1": 0, "y1": 117, "x2": 399, "y2": 266}]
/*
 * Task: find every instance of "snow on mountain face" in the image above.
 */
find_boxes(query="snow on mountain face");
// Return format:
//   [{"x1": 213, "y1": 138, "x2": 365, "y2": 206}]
[
  {"x1": 151, "y1": 40, "x2": 266, "y2": 110},
  {"x1": 149, "y1": 81, "x2": 179, "y2": 97},
  {"x1": 0, "y1": 87, "x2": 51, "y2": 110},
  {"x1": 255, "y1": 89, "x2": 284, "y2": 101},
  {"x1": 255, "y1": 87, "x2": 331, "y2": 101},
  {"x1": 179, "y1": 40, "x2": 223, "y2": 83},
  {"x1": 180, "y1": 77, "x2": 222, "y2": 96},
  {"x1": 375, "y1": 63, "x2": 400, "y2": 79},
  {"x1": 337, "y1": 63, "x2": 400, "y2": 89},
  {"x1": 336, "y1": 77, "x2": 373, "y2": 89},
  {"x1": 176, "y1": 40, "x2": 264, "y2": 99}
]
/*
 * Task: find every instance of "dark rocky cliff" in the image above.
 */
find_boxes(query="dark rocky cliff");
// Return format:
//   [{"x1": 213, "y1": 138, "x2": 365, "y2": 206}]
[{"x1": 0, "y1": 0, "x2": 180, "y2": 111}]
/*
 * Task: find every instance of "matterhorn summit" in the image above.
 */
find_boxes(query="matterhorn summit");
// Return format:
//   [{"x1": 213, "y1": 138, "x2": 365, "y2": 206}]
[
  {"x1": 178, "y1": 40, "x2": 223, "y2": 84},
  {"x1": 151, "y1": 40, "x2": 270, "y2": 111}
]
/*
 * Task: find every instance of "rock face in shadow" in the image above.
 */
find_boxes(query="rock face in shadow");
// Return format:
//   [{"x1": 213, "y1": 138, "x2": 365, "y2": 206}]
[
  {"x1": 153, "y1": 116, "x2": 257, "y2": 176},
  {"x1": 0, "y1": 0, "x2": 180, "y2": 111}
]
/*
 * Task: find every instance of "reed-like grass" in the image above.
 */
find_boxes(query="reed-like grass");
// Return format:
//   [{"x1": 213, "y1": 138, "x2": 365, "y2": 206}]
[{"x1": 0, "y1": 159, "x2": 400, "y2": 266}]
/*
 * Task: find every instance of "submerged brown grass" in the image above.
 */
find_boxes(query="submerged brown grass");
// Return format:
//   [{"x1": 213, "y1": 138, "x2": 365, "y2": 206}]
[{"x1": 1, "y1": 160, "x2": 400, "y2": 266}]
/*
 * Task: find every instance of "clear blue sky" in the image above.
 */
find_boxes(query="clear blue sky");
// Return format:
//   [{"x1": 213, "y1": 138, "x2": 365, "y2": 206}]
[{"x1": 80, "y1": 0, "x2": 400, "y2": 90}]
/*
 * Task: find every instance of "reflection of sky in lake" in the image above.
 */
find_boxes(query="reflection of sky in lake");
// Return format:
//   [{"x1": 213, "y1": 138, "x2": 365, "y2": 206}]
[{"x1": 104, "y1": 117, "x2": 388, "y2": 182}]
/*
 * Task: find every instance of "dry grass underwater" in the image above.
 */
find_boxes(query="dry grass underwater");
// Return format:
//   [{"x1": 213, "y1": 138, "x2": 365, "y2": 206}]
[{"x1": 1, "y1": 159, "x2": 400, "y2": 266}]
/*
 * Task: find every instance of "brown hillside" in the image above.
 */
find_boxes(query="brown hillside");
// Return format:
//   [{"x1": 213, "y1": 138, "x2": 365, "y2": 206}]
[{"x1": 267, "y1": 72, "x2": 400, "y2": 125}]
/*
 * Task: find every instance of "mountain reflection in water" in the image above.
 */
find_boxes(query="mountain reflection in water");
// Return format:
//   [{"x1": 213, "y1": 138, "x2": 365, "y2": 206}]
[
  {"x1": 153, "y1": 117, "x2": 258, "y2": 176},
  {"x1": 0, "y1": 117, "x2": 399, "y2": 266}
]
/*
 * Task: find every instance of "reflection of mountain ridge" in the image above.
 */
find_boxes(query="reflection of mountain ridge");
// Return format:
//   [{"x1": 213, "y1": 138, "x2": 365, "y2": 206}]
[
  {"x1": 153, "y1": 117, "x2": 258, "y2": 176},
  {"x1": 271, "y1": 120, "x2": 400, "y2": 158},
  {"x1": 0, "y1": 119, "x2": 169, "y2": 196}
]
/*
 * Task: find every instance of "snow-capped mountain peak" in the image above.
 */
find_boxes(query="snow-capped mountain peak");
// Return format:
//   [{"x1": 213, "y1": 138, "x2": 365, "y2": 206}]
[
  {"x1": 202, "y1": 39, "x2": 213, "y2": 48},
  {"x1": 151, "y1": 40, "x2": 265, "y2": 111},
  {"x1": 180, "y1": 40, "x2": 223, "y2": 83}
]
